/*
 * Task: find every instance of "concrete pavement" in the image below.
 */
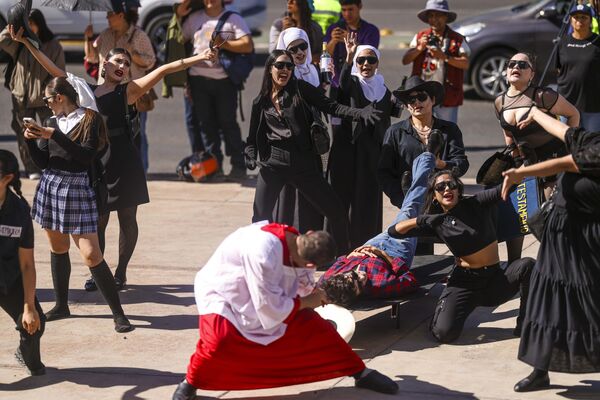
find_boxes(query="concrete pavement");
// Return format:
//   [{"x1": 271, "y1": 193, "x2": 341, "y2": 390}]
[{"x1": 1, "y1": 178, "x2": 599, "y2": 400}]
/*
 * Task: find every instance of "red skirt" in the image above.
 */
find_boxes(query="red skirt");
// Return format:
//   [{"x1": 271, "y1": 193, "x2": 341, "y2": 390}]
[{"x1": 185, "y1": 309, "x2": 365, "y2": 390}]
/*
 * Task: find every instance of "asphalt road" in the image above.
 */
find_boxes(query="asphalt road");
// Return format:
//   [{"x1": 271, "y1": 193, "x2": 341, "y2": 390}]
[{"x1": 0, "y1": 0, "x2": 521, "y2": 179}]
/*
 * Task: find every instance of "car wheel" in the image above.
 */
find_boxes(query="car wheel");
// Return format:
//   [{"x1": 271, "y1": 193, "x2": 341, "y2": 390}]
[
  {"x1": 144, "y1": 12, "x2": 173, "y2": 65},
  {"x1": 471, "y1": 48, "x2": 513, "y2": 100}
]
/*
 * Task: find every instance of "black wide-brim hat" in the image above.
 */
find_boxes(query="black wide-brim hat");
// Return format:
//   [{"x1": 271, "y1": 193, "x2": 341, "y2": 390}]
[
  {"x1": 7, "y1": 0, "x2": 39, "y2": 48},
  {"x1": 393, "y1": 76, "x2": 445, "y2": 107}
]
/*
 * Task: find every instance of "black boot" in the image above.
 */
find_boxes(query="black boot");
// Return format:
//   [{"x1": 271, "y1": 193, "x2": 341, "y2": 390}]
[
  {"x1": 90, "y1": 260, "x2": 134, "y2": 333},
  {"x1": 514, "y1": 369, "x2": 550, "y2": 392},
  {"x1": 45, "y1": 252, "x2": 71, "y2": 321},
  {"x1": 172, "y1": 379, "x2": 197, "y2": 400},
  {"x1": 426, "y1": 129, "x2": 445, "y2": 157},
  {"x1": 401, "y1": 171, "x2": 412, "y2": 195},
  {"x1": 355, "y1": 369, "x2": 398, "y2": 394}
]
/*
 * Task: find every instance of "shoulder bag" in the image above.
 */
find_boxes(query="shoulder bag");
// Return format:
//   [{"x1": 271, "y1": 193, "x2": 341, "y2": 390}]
[{"x1": 476, "y1": 144, "x2": 516, "y2": 186}]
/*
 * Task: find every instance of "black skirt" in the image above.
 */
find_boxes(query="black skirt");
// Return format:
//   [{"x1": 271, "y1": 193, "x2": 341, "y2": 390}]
[{"x1": 518, "y1": 206, "x2": 600, "y2": 373}]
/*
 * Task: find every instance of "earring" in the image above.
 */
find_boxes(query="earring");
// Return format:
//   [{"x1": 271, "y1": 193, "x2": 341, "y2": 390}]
[{"x1": 100, "y1": 68, "x2": 106, "y2": 78}]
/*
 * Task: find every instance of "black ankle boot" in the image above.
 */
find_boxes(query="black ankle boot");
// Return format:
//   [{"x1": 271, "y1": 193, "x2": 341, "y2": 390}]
[
  {"x1": 355, "y1": 370, "x2": 398, "y2": 394},
  {"x1": 172, "y1": 379, "x2": 197, "y2": 400},
  {"x1": 46, "y1": 252, "x2": 71, "y2": 321},
  {"x1": 401, "y1": 171, "x2": 412, "y2": 195},
  {"x1": 90, "y1": 261, "x2": 133, "y2": 333},
  {"x1": 514, "y1": 369, "x2": 549, "y2": 392},
  {"x1": 426, "y1": 129, "x2": 445, "y2": 157}
]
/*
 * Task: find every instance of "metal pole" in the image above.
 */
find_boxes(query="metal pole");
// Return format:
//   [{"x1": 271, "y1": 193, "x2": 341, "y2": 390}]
[{"x1": 538, "y1": 0, "x2": 577, "y2": 85}]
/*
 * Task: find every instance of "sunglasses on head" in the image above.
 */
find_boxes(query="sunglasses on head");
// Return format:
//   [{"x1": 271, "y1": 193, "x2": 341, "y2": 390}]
[
  {"x1": 42, "y1": 95, "x2": 55, "y2": 105},
  {"x1": 406, "y1": 92, "x2": 429, "y2": 105},
  {"x1": 434, "y1": 180, "x2": 458, "y2": 193},
  {"x1": 356, "y1": 56, "x2": 378, "y2": 65},
  {"x1": 273, "y1": 61, "x2": 295, "y2": 70},
  {"x1": 507, "y1": 60, "x2": 531, "y2": 70},
  {"x1": 288, "y1": 42, "x2": 308, "y2": 54}
]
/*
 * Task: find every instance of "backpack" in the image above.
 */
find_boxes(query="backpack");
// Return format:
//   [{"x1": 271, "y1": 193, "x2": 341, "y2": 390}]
[
  {"x1": 176, "y1": 151, "x2": 219, "y2": 182},
  {"x1": 215, "y1": 11, "x2": 254, "y2": 88}
]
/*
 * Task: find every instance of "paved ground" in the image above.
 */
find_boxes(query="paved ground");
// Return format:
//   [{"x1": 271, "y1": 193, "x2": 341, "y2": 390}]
[{"x1": 1, "y1": 178, "x2": 599, "y2": 400}]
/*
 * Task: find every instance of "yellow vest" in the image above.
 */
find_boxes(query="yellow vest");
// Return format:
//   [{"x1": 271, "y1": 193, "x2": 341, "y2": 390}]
[{"x1": 312, "y1": 0, "x2": 341, "y2": 34}]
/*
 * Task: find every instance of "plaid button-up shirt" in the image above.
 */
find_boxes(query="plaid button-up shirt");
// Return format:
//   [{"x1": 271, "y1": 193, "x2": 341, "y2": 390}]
[{"x1": 320, "y1": 255, "x2": 417, "y2": 299}]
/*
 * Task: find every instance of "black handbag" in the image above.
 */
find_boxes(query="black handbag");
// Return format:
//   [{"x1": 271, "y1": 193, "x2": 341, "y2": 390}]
[
  {"x1": 476, "y1": 145, "x2": 515, "y2": 186},
  {"x1": 527, "y1": 186, "x2": 556, "y2": 241}
]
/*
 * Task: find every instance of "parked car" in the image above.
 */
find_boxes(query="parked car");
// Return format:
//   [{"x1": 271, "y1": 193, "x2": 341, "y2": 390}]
[
  {"x1": 0, "y1": 0, "x2": 266, "y2": 63},
  {"x1": 452, "y1": 0, "x2": 571, "y2": 100}
]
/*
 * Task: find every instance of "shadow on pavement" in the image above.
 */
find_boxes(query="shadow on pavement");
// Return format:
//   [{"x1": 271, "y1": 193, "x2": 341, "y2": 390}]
[
  {"x1": 556, "y1": 380, "x2": 600, "y2": 399},
  {"x1": 0, "y1": 366, "x2": 183, "y2": 400}
]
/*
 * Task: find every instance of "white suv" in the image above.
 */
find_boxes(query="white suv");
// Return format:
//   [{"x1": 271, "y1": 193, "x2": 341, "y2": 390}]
[{"x1": 0, "y1": 0, "x2": 266, "y2": 61}]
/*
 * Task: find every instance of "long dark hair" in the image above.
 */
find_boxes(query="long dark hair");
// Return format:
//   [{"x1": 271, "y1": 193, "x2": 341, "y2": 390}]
[
  {"x1": 0, "y1": 149, "x2": 26, "y2": 204},
  {"x1": 294, "y1": 0, "x2": 313, "y2": 31},
  {"x1": 423, "y1": 169, "x2": 464, "y2": 213},
  {"x1": 45, "y1": 77, "x2": 108, "y2": 150},
  {"x1": 29, "y1": 9, "x2": 54, "y2": 43},
  {"x1": 259, "y1": 50, "x2": 295, "y2": 102}
]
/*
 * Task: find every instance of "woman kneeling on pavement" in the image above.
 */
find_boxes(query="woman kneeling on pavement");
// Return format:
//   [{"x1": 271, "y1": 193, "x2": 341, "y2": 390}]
[{"x1": 388, "y1": 140, "x2": 534, "y2": 343}]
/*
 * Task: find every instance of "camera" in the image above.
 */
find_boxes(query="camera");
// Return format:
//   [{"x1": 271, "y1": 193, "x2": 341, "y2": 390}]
[{"x1": 427, "y1": 34, "x2": 440, "y2": 48}]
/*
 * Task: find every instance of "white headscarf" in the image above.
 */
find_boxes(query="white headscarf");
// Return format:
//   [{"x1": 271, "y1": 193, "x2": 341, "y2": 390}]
[
  {"x1": 351, "y1": 45, "x2": 386, "y2": 103},
  {"x1": 276, "y1": 27, "x2": 320, "y2": 88},
  {"x1": 66, "y1": 72, "x2": 99, "y2": 112}
]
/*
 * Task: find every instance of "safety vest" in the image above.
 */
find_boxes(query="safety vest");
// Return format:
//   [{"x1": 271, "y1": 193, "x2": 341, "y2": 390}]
[{"x1": 312, "y1": 0, "x2": 341, "y2": 34}]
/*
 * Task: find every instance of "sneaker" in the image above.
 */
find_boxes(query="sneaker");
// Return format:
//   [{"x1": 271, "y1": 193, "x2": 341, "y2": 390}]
[
  {"x1": 226, "y1": 167, "x2": 247, "y2": 182},
  {"x1": 28, "y1": 173, "x2": 41, "y2": 180}
]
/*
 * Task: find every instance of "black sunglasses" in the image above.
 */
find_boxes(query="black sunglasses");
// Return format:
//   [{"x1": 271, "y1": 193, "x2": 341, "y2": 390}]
[
  {"x1": 406, "y1": 92, "x2": 429, "y2": 105},
  {"x1": 434, "y1": 180, "x2": 458, "y2": 193},
  {"x1": 507, "y1": 60, "x2": 531, "y2": 70},
  {"x1": 272, "y1": 61, "x2": 295, "y2": 70},
  {"x1": 42, "y1": 95, "x2": 55, "y2": 105},
  {"x1": 288, "y1": 42, "x2": 308, "y2": 54},
  {"x1": 356, "y1": 56, "x2": 378, "y2": 65}
]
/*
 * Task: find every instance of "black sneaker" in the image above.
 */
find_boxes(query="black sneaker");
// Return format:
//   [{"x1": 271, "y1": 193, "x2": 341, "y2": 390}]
[
  {"x1": 426, "y1": 129, "x2": 445, "y2": 157},
  {"x1": 172, "y1": 379, "x2": 197, "y2": 400},
  {"x1": 355, "y1": 370, "x2": 398, "y2": 394},
  {"x1": 15, "y1": 348, "x2": 46, "y2": 376}
]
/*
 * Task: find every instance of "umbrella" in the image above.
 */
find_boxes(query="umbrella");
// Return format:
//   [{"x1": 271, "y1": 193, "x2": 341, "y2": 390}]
[{"x1": 41, "y1": 0, "x2": 114, "y2": 24}]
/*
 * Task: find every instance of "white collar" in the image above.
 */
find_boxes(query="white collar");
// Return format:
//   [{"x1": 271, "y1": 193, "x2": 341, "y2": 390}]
[{"x1": 57, "y1": 107, "x2": 86, "y2": 134}]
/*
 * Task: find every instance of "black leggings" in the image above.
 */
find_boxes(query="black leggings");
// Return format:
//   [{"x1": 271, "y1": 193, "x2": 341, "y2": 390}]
[
  {"x1": 430, "y1": 257, "x2": 535, "y2": 343},
  {"x1": 97, "y1": 206, "x2": 138, "y2": 281},
  {"x1": 0, "y1": 276, "x2": 45, "y2": 371}
]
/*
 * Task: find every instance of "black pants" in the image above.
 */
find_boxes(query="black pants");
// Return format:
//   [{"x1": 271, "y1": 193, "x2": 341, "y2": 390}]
[
  {"x1": 188, "y1": 75, "x2": 244, "y2": 169},
  {"x1": 253, "y1": 147, "x2": 350, "y2": 254},
  {"x1": 11, "y1": 96, "x2": 52, "y2": 175},
  {"x1": 430, "y1": 257, "x2": 534, "y2": 343},
  {"x1": 0, "y1": 275, "x2": 45, "y2": 371}
]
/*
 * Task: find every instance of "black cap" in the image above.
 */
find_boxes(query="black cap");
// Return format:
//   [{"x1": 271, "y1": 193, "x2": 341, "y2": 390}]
[{"x1": 7, "y1": 0, "x2": 40, "y2": 48}]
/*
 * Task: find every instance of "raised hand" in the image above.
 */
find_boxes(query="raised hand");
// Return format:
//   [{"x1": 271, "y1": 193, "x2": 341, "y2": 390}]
[
  {"x1": 8, "y1": 25, "x2": 26, "y2": 43},
  {"x1": 344, "y1": 32, "x2": 358, "y2": 59},
  {"x1": 502, "y1": 168, "x2": 524, "y2": 201}
]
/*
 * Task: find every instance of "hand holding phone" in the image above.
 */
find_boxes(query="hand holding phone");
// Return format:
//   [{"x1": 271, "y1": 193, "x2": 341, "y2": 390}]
[
  {"x1": 22, "y1": 117, "x2": 35, "y2": 126},
  {"x1": 23, "y1": 118, "x2": 43, "y2": 138}
]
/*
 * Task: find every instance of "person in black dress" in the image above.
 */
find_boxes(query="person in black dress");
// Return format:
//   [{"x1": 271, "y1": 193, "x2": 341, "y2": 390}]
[
  {"x1": 494, "y1": 51, "x2": 579, "y2": 263},
  {"x1": 328, "y1": 32, "x2": 402, "y2": 248},
  {"x1": 502, "y1": 107, "x2": 600, "y2": 392},
  {"x1": 10, "y1": 25, "x2": 216, "y2": 291},
  {"x1": 388, "y1": 167, "x2": 534, "y2": 343},
  {"x1": 244, "y1": 50, "x2": 381, "y2": 255},
  {"x1": 0, "y1": 150, "x2": 45, "y2": 374}
]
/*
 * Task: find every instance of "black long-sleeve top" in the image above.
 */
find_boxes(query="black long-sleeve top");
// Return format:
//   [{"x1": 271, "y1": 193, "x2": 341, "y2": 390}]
[
  {"x1": 26, "y1": 112, "x2": 100, "y2": 172},
  {"x1": 338, "y1": 62, "x2": 402, "y2": 144},
  {"x1": 389, "y1": 185, "x2": 504, "y2": 257},
  {"x1": 377, "y1": 118, "x2": 469, "y2": 207},
  {"x1": 246, "y1": 78, "x2": 368, "y2": 161}
]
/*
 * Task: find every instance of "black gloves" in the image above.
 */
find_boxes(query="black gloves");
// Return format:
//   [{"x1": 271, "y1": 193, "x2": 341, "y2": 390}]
[
  {"x1": 244, "y1": 145, "x2": 257, "y2": 171},
  {"x1": 357, "y1": 103, "x2": 383, "y2": 125}
]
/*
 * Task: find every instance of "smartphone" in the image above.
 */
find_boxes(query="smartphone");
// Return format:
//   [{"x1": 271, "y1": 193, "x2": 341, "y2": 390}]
[{"x1": 22, "y1": 117, "x2": 35, "y2": 126}]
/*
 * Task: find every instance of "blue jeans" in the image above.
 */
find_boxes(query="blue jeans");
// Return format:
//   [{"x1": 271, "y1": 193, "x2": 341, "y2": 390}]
[
  {"x1": 365, "y1": 152, "x2": 436, "y2": 266},
  {"x1": 434, "y1": 106, "x2": 459, "y2": 124},
  {"x1": 139, "y1": 111, "x2": 149, "y2": 173},
  {"x1": 184, "y1": 95, "x2": 205, "y2": 153}
]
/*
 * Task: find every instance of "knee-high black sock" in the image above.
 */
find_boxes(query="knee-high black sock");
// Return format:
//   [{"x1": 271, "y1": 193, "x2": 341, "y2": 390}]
[
  {"x1": 46, "y1": 252, "x2": 71, "y2": 320},
  {"x1": 115, "y1": 207, "x2": 138, "y2": 281},
  {"x1": 90, "y1": 260, "x2": 124, "y2": 317}
]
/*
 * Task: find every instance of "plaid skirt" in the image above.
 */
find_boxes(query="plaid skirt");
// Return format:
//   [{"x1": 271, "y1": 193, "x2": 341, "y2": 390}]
[{"x1": 31, "y1": 169, "x2": 98, "y2": 234}]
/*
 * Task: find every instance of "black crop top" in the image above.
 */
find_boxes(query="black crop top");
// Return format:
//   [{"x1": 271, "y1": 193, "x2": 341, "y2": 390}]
[
  {"x1": 495, "y1": 86, "x2": 560, "y2": 149},
  {"x1": 389, "y1": 185, "x2": 504, "y2": 257}
]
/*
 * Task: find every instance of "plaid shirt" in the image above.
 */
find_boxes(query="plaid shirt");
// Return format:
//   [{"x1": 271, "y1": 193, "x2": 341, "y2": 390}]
[{"x1": 319, "y1": 255, "x2": 417, "y2": 299}]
